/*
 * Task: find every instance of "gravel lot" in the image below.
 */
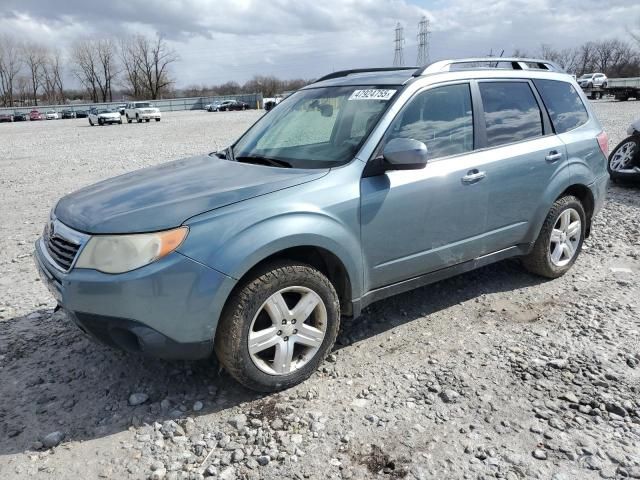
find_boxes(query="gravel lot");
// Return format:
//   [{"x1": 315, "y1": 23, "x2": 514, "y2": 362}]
[{"x1": 1, "y1": 102, "x2": 639, "y2": 480}]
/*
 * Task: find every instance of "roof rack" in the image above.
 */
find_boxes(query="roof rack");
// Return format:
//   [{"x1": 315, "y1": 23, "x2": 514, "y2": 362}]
[
  {"x1": 413, "y1": 58, "x2": 564, "y2": 76},
  {"x1": 314, "y1": 66, "x2": 418, "y2": 83}
]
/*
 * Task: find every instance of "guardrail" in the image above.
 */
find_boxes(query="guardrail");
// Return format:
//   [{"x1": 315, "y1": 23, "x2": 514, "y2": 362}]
[{"x1": 0, "y1": 93, "x2": 264, "y2": 114}]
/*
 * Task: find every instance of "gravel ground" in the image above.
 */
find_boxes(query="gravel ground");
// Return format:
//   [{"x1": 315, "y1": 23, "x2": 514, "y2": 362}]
[{"x1": 1, "y1": 102, "x2": 639, "y2": 480}]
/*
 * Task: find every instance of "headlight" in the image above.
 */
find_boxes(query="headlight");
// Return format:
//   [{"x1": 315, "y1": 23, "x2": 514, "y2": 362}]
[{"x1": 75, "y1": 227, "x2": 188, "y2": 274}]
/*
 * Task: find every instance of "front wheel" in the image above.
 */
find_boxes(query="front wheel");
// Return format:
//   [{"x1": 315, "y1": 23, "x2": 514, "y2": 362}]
[
  {"x1": 126, "y1": 115, "x2": 132, "y2": 124},
  {"x1": 98, "y1": 118, "x2": 104, "y2": 126},
  {"x1": 136, "y1": 115, "x2": 142, "y2": 123},
  {"x1": 155, "y1": 118, "x2": 160, "y2": 122},
  {"x1": 522, "y1": 196, "x2": 586, "y2": 279},
  {"x1": 215, "y1": 262, "x2": 340, "y2": 392},
  {"x1": 89, "y1": 119, "x2": 94, "y2": 126}
]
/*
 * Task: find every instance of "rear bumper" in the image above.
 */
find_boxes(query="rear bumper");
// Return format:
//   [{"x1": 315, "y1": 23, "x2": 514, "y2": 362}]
[{"x1": 34, "y1": 239, "x2": 236, "y2": 360}]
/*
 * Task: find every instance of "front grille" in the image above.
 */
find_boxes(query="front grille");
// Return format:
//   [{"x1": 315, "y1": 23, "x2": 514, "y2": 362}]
[{"x1": 45, "y1": 233, "x2": 80, "y2": 271}]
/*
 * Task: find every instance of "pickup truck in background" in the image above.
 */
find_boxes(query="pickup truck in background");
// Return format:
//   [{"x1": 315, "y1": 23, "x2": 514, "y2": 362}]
[{"x1": 124, "y1": 102, "x2": 162, "y2": 123}]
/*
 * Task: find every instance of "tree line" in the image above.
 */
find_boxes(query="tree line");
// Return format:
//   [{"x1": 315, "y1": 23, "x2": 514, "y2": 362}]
[
  {"x1": 512, "y1": 37, "x2": 640, "y2": 77},
  {"x1": 0, "y1": 33, "x2": 179, "y2": 107}
]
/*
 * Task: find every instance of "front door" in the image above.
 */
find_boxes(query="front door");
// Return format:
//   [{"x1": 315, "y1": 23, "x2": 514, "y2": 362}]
[{"x1": 360, "y1": 82, "x2": 491, "y2": 291}]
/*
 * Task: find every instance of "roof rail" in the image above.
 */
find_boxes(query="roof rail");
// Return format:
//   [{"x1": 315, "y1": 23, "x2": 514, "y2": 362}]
[
  {"x1": 413, "y1": 58, "x2": 564, "y2": 76},
  {"x1": 314, "y1": 66, "x2": 418, "y2": 83}
]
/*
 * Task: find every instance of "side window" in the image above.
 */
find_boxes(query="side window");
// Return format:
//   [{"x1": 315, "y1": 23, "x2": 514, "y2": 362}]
[
  {"x1": 533, "y1": 79, "x2": 589, "y2": 134},
  {"x1": 385, "y1": 83, "x2": 473, "y2": 160},
  {"x1": 479, "y1": 82, "x2": 543, "y2": 148}
]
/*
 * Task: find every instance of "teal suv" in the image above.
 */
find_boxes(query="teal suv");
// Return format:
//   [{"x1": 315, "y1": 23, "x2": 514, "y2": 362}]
[{"x1": 35, "y1": 58, "x2": 609, "y2": 391}]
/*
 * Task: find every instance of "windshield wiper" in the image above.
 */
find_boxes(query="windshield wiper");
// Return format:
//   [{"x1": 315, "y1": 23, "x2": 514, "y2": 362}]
[{"x1": 235, "y1": 155, "x2": 292, "y2": 168}]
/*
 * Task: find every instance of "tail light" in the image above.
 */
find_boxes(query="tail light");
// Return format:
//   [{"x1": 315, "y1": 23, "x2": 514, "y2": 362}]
[{"x1": 597, "y1": 131, "x2": 609, "y2": 157}]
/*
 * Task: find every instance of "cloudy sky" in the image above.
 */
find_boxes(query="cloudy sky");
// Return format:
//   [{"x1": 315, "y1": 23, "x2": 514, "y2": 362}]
[{"x1": 1, "y1": 0, "x2": 639, "y2": 87}]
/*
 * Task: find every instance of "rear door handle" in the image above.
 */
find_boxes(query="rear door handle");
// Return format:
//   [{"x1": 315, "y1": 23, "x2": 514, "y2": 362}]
[
  {"x1": 545, "y1": 151, "x2": 563, "y2": 163},
  {"x1": 461, "y1": 169, "x2": 486, "y2": 184}
]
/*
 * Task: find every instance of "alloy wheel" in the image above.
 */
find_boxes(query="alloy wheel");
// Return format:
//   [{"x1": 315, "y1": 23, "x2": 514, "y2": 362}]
[
  {"x1": 549, "y1": 208, "x2": 581, "y2": 267},
  {"x1": 248, "y1": 286, "x2": 327, "y2": 375},
  {"x1": 610, "y1": 141, "x2": 637, "y2": 172}
]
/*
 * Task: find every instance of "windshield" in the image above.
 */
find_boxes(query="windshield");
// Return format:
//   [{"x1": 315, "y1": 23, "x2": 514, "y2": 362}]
[
  {"x1": 579, "y1": 74, "x2": 593, "y2": 79},
  {"x1": 233, "y1": 85, "x2": 398, "y2": 168},
  {"x1": 135, "y1": 102, "x2": 151, "y2": 108},
  {"x1": 98, "y1": 109, "x2": 114, "y2": 113}
]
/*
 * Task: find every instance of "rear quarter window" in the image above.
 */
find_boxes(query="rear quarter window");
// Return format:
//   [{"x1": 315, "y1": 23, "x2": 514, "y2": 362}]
[{"x1": 533, "y1": 79, "x2": 589, "y2": 134}]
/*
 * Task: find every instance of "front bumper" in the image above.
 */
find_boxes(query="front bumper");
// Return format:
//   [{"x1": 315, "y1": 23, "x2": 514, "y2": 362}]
[
  {"x1": 138, "y1": 112, "x2": 161, "y2": 119},
  {"x1": 99, "y1": 117, "x2": 121, "y2": 124},
  {"x1": 34, "y1": 238, "x2": 236, "y2": 360}
]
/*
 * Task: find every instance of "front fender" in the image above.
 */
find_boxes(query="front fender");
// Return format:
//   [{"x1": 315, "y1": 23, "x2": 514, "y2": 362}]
[{"x1": 179, "y1": 208, "x2": 363, "y2": 301}]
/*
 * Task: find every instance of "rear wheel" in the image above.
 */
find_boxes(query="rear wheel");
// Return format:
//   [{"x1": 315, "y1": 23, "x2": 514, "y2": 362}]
[
  {"x1": 215, "y1": 261, "x2": 340, "y2": 392},
  {"x1": 126, "y1": 115, "x2": 132, "y2": 124},
  {"x1": 98, "y1": 118, "x2": 104, "y2": 126},
  {"x1": 136, "y1": 114, "x2": 142, "y2": 123},
  {"x1": 89, "y1": 119, "x2": 94, "y2": 126},
  {"x1": 155, "y1": 118, "x2": 161, "y2": 122},
  {"x1": 522, "y1": 196, "x2": 585, "y2": 279}
]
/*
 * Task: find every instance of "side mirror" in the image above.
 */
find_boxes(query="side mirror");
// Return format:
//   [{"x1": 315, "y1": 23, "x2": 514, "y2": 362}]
[{"x1": 383, "y1": 138, "x2": 428, "y2": 170}]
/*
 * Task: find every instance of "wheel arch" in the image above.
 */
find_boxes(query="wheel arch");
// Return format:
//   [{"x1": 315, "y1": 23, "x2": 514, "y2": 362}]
[
  {"x1": 223, "y1": 245, "x2": 355, "y2": 318},
  {"x1": 556, "y1": 184, "x2": 595, "y2": 237}
]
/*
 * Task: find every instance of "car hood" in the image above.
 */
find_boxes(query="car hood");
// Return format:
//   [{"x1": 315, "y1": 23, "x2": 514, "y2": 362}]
[{"x1": 55, "y1": 155, "x2": 328, "y2": 234}]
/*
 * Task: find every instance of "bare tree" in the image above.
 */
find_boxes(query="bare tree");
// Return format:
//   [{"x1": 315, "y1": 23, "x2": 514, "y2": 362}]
[
  {"x1": 0, "y1": 35, "x2": 22, "y2": 107},
  {"x1": 70, "y1": 40, "x2": 101, "y2": 102},
  {"x1": 119, "y1": 36, "x2": 143, "y2": 98},
  {"x1": 41, "y1": 48, "x2": 65, "y2": 104},
  {"x1": 137, "y1": 35, "x2": 179, "y2": 99},
  {"x1": 538, "y1": 44, "x2": 579, "y2": 74},
  {"x1": 21, "y1": 42, "x2": 46, "y2": 106},
  {"x1": 96, "y1": 39, "x2": 117, "y2": 102}
]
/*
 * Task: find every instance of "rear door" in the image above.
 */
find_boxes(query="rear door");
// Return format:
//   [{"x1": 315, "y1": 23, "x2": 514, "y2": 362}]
[{"x1": 473, "y1": 80, "x2": 570, "y2": 251}]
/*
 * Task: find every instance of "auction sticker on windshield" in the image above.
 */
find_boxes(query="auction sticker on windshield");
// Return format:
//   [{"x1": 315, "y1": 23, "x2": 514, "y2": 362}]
[{"x1": 349, "y1": 89, "x2": 396, "y2": 101}]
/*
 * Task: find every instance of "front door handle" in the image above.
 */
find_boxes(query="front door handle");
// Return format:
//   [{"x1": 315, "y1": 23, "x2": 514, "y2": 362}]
[
  {"x1": 545, "y1": 151, "x2": 563, "y2": 163},
  {"x1": 462, "y1": 169, "x2": 486, "y2": 184}
]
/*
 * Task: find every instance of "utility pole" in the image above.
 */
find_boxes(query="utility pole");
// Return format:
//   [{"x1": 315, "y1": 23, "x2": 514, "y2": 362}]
[
  {"x1": 393, "y1": 22, "x2": 405, "y2": 67},
  {"x1": 416, "y1": 16, "x2": 430, "y2": 66}
]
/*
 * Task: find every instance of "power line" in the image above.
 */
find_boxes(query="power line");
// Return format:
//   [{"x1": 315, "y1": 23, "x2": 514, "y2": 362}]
[
  {"x1": 416, "y1": 16, "x2": 430, "y2": 66},
  {"x1": 393, "y1": 22, "x2": 405, "y2": 67}
]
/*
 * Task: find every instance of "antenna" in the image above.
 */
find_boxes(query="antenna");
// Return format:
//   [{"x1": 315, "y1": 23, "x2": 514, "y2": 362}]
[
  {"x1": 416, "y1": 16, "x2": 430, "y2": 66},
  {"x1": 393, "y1": 23, "x2": 405, "y2": 67}
]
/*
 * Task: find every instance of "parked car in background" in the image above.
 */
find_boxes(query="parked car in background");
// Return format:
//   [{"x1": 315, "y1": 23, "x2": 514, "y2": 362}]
[
  {"x1": 214, "y1": 99, "x2": 250, "y2": 111},
  {"x1": 34, "y1": 58, "x2": 609, "y2": 392},
  {"x1": 608, "y1": 118, "x2": 640, "y2": 183},
  {"x1": 29, "y1": 109, "x2": 44, "y2": 121},
  {"x1": 0, "y1": 111, "x2": 14, "y2": 122},
  {"x1": 205, "y1": 101, "x2": 222, "y2": 112},
  {"x1": 578, "y1": 73, "x2": 608, "y2": 89},
  {"x1": 13, "y1": 111, "x2": 28, "y2": 121},
  {"x1": 125, "y1": 102, "x2": 161, "y2": 123},
  {"x1": 88, "y1": 107, "x2": 122, "y2": 126},
  {"x1": 74, "y1": 110, "x2": 89, "y2": 119},
  {"x1": 45, "y1": 110, "x2": 59, "y2": 120},
  {"x1": 117, "y1": 104, "x2": 126, "y2": 115},
  {"x1": 61, "y1": 110, "x2": 76, "y2": 119}
]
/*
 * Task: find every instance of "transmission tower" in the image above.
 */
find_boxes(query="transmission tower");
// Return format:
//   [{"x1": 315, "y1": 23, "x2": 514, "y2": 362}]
[
  {"x1": 393, "y1": 22, "x2": 405, "y2": 67},
  {"x1": 416, "y1": 16, "x2": 430, "y2": 66}
]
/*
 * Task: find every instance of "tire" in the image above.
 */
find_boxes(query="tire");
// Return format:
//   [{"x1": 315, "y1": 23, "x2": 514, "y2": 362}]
[
  {"x1": 98, "y1": 118, "x2": 104, "y2": 126},
  {"x1": 136, "y1": 114, "x2": 142, "y2": 123},
  {"x1": 89, "y1": 119, "x2": 94, "y2": 126},
  {"x1": 145, "y1": 119, "x2": 150, "y2": 122},
  {"x1": 522, "y1": 196, "x2": 586, "y2": 279},
  {"x1": 126, "y1": 115, "x2": 132, "y2": 124},
  {"x1": 608, "y1": 136, "x2": 640, "y2": 182},
  {"x1": 118, "y1": 119, "x2": 123, "y2": 124},
  {"x1": 215, "y1": 261, "x2": 340, "y2": 392},
  {"x1": 155, "y1": 118, "x2": 160, "y2": 122}
]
